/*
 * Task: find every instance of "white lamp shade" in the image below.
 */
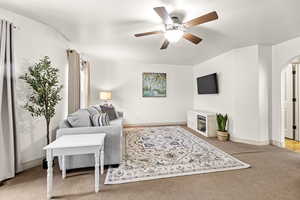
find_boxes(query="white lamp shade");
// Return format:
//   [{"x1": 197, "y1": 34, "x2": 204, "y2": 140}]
[{"x1": 99, "y1": 91, "x2": 112, "y2": 100}]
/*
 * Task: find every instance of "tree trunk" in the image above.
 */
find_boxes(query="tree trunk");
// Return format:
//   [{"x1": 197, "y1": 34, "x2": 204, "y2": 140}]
[{"x1": 46, "y1": 119, "x2": 50, "y2": 145}]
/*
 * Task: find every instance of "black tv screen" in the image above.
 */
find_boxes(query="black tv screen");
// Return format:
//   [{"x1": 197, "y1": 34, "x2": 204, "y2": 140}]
[{"x1": 197, "y1": 73, "x2": 219, "y2": 94}]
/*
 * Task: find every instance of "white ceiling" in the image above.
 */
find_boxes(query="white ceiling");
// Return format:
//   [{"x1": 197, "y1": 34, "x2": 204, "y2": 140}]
[{"x1": 1, "y1": 0, "x2": 300, "y2": 65}]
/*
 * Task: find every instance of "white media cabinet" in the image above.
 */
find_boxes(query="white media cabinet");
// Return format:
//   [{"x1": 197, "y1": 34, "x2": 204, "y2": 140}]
[{"x1": 187, "y1": 110, "x2": 217, "y2": 137}]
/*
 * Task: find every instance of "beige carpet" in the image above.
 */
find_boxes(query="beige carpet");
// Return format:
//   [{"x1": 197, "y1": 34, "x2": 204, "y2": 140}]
[{"x1": 1, "y1": 127, "x2": 300, "y2": 200}]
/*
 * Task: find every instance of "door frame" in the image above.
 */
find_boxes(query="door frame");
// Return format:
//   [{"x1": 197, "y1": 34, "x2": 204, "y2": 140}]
[
  {"x1": 281, "y1": 63, "x2": 300, "y2": 142},
  {"x1": 293, "y1": 63, "x2": 300, "y2": 141}
]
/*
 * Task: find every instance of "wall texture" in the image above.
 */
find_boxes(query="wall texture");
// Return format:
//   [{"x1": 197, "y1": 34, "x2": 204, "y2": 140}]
[
  {"x1": 89, "y1": 59, "x2": 193, "y2": 125},
  {"x1": 0, "y1": 8, "x2": 70, "y2": 169},
  {"x1": 193, "y1": 45, "x2": 271, "y2": 145}
]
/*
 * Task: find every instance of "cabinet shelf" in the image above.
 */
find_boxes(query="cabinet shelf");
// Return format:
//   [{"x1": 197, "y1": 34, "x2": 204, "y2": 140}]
[{"x1": 187, "y1": 110, "x2": 216, "y2": 137}]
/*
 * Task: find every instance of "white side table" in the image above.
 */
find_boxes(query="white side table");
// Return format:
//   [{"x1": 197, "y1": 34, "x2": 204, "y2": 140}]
[{"x1": 43, "y1": 134, "x2": 106, "y2": 199}]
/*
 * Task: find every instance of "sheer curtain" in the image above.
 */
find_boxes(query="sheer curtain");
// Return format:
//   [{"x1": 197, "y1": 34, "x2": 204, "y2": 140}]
[
  {"x1": 66, "y1": 49, "x2": 81, "y2": 114},
  {"x1": 80, "y1": 60, "x2": 91, "y2": 108},
  {"x1": 0, "y1": 19, "x2": 18, "y2": 182}
]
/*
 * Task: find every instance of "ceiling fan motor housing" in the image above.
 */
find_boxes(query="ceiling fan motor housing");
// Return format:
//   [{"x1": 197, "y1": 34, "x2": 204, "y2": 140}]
[
  {"x1": 165, "y1": 16, "x2": 185, "y2": 32},
  {"x1": 165, "y1": 24, "x2": 185, "y2": 33},
  {"x1": 171, "y1": 16, "x2": 181, "y2": 24}
]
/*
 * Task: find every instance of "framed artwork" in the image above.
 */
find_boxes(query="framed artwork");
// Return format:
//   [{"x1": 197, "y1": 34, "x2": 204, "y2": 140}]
[{"x1": 143, "y1": 72, "x2": 167, "y2": 97}]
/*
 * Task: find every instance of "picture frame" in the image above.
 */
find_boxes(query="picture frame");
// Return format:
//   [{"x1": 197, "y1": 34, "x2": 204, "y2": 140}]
[{"x1": 142, "y1": 72, "x2": 167, "y2": 97}]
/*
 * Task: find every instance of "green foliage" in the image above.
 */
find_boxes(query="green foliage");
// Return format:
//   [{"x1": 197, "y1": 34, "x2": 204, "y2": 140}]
[
  {"x1": 216, "y1": 113, "x2": 228, "y2": 132},
  {"x1": 20, "y1": 56, "x2": 63, "y2": 144}
]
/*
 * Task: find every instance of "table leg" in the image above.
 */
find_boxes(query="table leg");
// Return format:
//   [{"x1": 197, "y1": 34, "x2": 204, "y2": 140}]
[
  {"x1": 62, "y1": 155, "x2": 66, "y2": 179},
  {"x1": 101, "y1": 147, "x2": 104, "y2": 175},
  {"x1": 94, "y1": 151, "x2": 100, "y2": 193},
  {"x1": 46, "y1": 149, "x2": 53, "y2": 199}
]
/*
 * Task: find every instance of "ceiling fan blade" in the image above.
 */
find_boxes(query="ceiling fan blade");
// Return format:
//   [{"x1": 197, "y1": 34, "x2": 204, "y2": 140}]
[
  {"x1": 134, "y1": 31, "x2": 163, "y2": 37},
  {"x1": 160, "y1": 40, "x2": 170, "y2": 50},
  {"x1": 183, "y1": 33, "x2": 202, "y2": 44},
  {"x1": 184, "y1": 11, "x2": 218, "y2": 28},
  {"x1": 153, "y1": 7, "x2": 173, "y2": 24}
]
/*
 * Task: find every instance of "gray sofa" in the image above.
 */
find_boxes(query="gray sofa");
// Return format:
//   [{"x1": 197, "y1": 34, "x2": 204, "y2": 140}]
[{"x1": 56, "y1": 109, "x2": 123, "y2": 170}]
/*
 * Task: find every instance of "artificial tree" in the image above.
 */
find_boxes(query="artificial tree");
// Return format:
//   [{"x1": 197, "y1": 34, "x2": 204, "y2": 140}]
[{"x1": 20, "y1": 56, "x2": 63, "y2": 145}]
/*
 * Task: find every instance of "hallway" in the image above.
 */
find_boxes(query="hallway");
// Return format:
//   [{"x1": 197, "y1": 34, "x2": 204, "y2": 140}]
[{"x1": 285, "y1": 138, "x2": 300, "y2": 153}]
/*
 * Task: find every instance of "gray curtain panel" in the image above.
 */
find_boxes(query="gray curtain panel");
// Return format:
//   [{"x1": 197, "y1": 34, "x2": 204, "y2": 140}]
[
  {"x1": 0, "y1": 20, "x2": 17, "y2": 182},
  {"x1": 67, "y1": 49, "x2": 81, "y2": 114}
]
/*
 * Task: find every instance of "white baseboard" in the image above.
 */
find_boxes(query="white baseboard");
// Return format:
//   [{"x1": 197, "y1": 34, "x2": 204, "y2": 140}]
[
  {"x1": 124, "y1": 121, "x2": 187, "y2": 127},
  {"x1": 270, "y1": 140, "x2": 285, "y2": 148},
  {"x1": 21, "y1": 157, "x2": 44, "y2": 171},
  {"x1": 230, "y1": 136, "x2": 270, "y2": 146}
]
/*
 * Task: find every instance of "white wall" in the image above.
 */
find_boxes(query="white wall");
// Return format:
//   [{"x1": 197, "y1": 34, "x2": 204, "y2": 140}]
[
  {"x1": 272, "y1": 36, "x2": 300, "y2": 146},
  {"x1": 193, "y1": 45, "x2": 271, "y2": 145},
  {"x1": 193, "y1": 51, "x2": 235, "y2": 134},
  {"x1": 258, "y1": 45, "x2": 272, "y2": 142},
  {"x1": 87, "y1": 35, "x2": 300, "y2": 147},
  {"x1": 192, "y1": 35, "x2": 300, "y2": 147},
  {"x1": 89, "y1": 58, "x2": 193, "y2": 125},
  {"x1": 231, "y1": 46, "x2": 261, "y2": 143},
  {"x1": 0, "y1": 8, "x2": 70, "y2": 169}
]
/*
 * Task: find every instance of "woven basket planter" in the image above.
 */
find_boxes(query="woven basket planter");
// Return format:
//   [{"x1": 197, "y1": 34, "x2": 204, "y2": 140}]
[{"x1": 217, "y1": 131, "x2": 229, "y2": 141}]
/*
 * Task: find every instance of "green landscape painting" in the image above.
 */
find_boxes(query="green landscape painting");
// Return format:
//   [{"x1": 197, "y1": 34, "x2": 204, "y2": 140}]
[{"x1": 143, "y1": 73, "x2": 167, "y2": 97}]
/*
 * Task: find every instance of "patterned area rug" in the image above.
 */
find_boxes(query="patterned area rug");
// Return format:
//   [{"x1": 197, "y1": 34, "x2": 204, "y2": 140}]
[{"x1": 105, "y1": 126, "x2": 250, "y2": 184}]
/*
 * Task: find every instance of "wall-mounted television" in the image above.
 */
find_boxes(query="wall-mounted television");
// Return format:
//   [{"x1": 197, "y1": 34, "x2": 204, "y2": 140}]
[{"x1": 197, "y1": 73, "x2": 219, "y2": 94}]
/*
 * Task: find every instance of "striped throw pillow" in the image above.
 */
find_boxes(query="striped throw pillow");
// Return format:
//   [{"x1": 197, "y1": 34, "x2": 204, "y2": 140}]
[{"x1": 91, "y1": 113, "x2": 110, "y2": 126}]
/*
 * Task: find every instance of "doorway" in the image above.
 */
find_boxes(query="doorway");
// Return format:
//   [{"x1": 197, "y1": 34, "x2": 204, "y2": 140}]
[{"x1": 281, "y1": 63, "x2": 300, "y2": 152}]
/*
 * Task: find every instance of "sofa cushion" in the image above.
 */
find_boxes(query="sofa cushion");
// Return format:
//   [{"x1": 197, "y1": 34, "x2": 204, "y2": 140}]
[
  {"x1": 91, "y1": 113, "x2": 110, "y2": 126},
  {"x1": 67, "y1": 109, "x2": 92, "y2": 127},
  {"x1": 100, "y1": 105, "x2": 118, "y2": 121},
  {"x1": 94, "y1": 105, "x2": 102, "y2": 113},
  {"x1": 86, "y1": 106, "x2": 101, "y2": 116},
  {"x1": 110, "y1": 117, "x2": 123, "y2": 126},
  {"x1": 59, "y1": 120, "x2": 72, "y2": 128}
]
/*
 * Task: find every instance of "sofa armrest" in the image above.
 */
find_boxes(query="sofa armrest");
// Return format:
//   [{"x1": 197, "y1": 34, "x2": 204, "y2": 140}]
[
  {"x1": 56, "y1": 124, "x2": 123, "y2": 166},
  {"x1": 117, "y1": 111, "x2": 123, "y2": 118}
]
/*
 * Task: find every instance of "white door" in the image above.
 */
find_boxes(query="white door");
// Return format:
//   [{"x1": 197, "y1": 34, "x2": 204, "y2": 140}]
[
  {"x1": 295, "y1": 64, "x2": 300, "y2": 141},
  {"x1": 282, "y1": 65, "x2": 294, "y2": 139}
]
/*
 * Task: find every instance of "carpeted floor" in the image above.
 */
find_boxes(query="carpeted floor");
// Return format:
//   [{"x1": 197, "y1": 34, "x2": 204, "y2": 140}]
[
  {"x1": 106, "y1": 126, "x2": 250, "y2": 184},
  {"x1": 1, "y1": 126, "x2": 300, "y2": 200}
]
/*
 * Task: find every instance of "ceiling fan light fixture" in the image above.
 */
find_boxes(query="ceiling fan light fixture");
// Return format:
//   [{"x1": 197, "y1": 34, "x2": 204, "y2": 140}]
[
  {"x1": 164, "y1": 29, "x2": 184, "y2": 43},
  {"x1": 134, "y1": 7, "x2": 218, "y2": 49}
]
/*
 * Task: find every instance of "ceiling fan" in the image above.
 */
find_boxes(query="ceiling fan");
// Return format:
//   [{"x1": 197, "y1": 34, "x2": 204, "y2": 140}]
[{"x1": 134, "y1": 7, "x2": 218, "y2": 50}]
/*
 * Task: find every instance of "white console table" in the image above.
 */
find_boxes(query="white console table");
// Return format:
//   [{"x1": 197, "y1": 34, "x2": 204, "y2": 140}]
[
  {"x1": 44, "y1": 134, "x2": 106, "y2": 199},
  {"x1": 187, "y1": 110, "x2": 216, "y2": 137}
]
